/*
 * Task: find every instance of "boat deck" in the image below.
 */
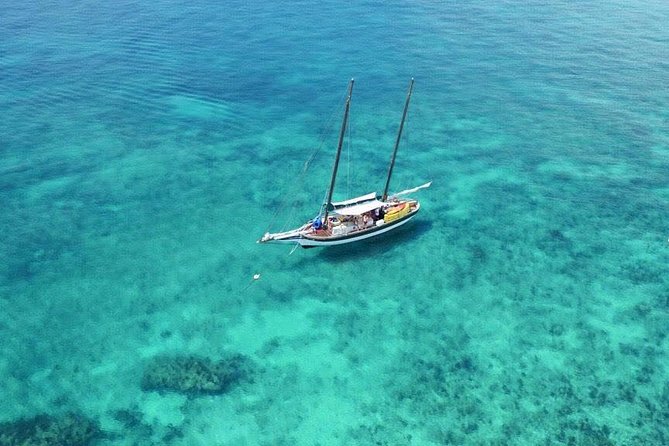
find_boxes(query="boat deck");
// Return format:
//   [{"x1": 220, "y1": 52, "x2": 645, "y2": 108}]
[{"x1": 305, "y1": 204, "x2": 419, "y2": 241}]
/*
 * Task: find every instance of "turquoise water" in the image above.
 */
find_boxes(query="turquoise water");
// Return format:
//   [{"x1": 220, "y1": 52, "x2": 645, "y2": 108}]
[{"x1": 1, "y1": 0, "x2": 668, "y2": 444}]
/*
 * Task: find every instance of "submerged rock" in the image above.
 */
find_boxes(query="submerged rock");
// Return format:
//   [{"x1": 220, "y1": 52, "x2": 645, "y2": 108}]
[
  {"x1": 0, "y1": 412, "x2": 101, "y2": 446},
  {"x1": 141, "y1": 354, "x2": 252, "y2": 395}
]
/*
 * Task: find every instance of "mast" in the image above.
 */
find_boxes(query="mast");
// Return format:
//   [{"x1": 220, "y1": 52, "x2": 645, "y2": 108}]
[
  {"x1": 322, "y1": 78, "x2": 354, "y2": 226},
  {"x1": 382, "y1": 78, "x2": 414, "y2": 201}
]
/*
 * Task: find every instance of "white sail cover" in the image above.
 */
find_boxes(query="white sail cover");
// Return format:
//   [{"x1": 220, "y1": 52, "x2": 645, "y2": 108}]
[
  {"x1": 331, "y1": 192, "x2": 383, "y2": 216},
  {"x1": 330, "y1": 183, "x2": 430, "y2": 216},
  {"x1": 331, "y1": 192, "x2": 377, "y2": 208},
  {"x1": 332, "y1": 199, "x2": 385, "y2": 216}
]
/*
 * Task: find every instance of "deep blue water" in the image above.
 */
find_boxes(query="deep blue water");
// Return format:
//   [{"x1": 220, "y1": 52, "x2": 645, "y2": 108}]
[{"x1": 1, "y1": 0, "x2": 668, "y2": 444}]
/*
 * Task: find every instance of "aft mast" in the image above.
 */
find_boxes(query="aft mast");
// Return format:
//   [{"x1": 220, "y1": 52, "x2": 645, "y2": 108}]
[
  {"x1": 322, "y1": 78, "x2": 354, "y2": 227},
  {"x1": 382, "y1": 78, "x2": 414, "y2": 201}
]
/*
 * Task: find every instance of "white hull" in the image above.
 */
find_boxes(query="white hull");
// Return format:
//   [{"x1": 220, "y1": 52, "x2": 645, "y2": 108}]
[
  {"x1": 259, "y1": 203, "x2": 420, "y2": 248},
  {"x1": 299, "y1": 213, "x2": 417, "y2": 247}
]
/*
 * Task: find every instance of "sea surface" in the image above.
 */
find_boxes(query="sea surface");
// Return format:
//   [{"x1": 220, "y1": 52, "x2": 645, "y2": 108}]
[{"x1": 1, "y1": 0, "x2": 668, "y2": 444}]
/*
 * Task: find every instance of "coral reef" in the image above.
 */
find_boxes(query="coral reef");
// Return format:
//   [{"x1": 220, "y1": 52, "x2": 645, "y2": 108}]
[
  {"x1": 0, "y1": 412, "x2": 101, "y2": 446},
  {"x1": 141, "y1": 354, "x2": 252, "y2": 395}
]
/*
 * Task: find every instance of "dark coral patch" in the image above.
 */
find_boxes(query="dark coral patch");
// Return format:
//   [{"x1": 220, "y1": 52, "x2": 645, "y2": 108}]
[
  {"x1": 0, "y1": 412, "x2": 101, "y2": 446},
  {"x1": 140, "y1": 354, "x2": 252, "y2": 396}
]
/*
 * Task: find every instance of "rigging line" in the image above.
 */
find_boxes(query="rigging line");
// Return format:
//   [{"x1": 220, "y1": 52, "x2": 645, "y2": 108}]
[
  {"x1": 346, "y1": 103, "x2": 352, "y2": 199},
  {"x1": 303, "y1": 90, "x2": 348, "y2": 176},
  {"x1": 409, "y1": 95, "x2": 434, "y2": 188},
  {"x1": 401, "y1": 103, "x2": 410, "y2": 190},
  {"x1": 264, "y1": 88, "x2": 349, "y2": 233}
]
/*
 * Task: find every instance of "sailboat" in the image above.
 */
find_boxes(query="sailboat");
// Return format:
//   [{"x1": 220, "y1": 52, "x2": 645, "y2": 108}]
[{"x1": 258, "y1": 78, "x2": 431, "y2": 248}]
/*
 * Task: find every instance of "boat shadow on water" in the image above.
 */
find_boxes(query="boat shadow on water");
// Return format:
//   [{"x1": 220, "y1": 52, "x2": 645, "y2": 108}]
[{"x1": 315, "y1": 219, "x2": 433, "y2": 262}]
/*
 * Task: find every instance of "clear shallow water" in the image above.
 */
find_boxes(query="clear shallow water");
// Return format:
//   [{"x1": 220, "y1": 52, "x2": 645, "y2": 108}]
[{"x1": 1, "y1": 0, "x2": 668, "y2": 444}]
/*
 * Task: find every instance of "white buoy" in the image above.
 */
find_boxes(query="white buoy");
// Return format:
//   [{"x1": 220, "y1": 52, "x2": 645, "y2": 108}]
[{"x1": 241, "y1": 273, "x2": 262, "y2": 292}]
